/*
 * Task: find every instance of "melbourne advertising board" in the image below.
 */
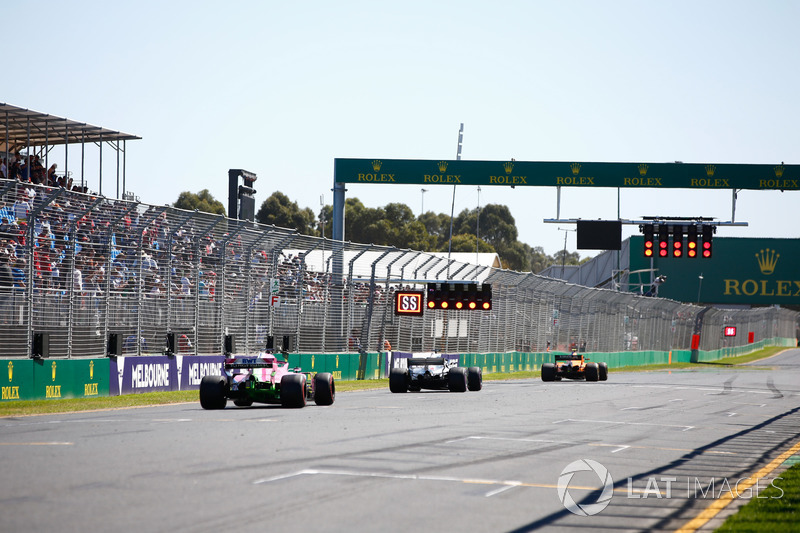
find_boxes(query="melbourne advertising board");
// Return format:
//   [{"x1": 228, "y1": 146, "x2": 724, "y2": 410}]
[
  {"x1": 109, "y1": 355, "x2": 224, "y2": 395},
  {"x1": 630, "y1": 237, "x2": 800, "y2": 306}
]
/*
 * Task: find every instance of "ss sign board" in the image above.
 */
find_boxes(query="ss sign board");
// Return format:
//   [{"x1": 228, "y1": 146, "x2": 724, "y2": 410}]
[{"x1": 394, "y1": 291, "x2": 424, "y2": 316}]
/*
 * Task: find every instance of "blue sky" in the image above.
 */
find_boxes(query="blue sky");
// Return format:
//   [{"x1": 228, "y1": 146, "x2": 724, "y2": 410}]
[{"x1": 6, "y1": 1, "x2": 798, "y2": 257}]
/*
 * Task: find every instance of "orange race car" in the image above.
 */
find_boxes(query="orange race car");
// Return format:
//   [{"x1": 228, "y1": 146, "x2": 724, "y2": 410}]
[{"x1": 541, "y1": 350, "x2": 608, "y2": 382}]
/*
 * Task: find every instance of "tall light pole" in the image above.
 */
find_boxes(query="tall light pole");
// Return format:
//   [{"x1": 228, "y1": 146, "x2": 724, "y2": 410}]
[
  {"x1": 476, "y1": 186, "x2": 481, "y2": 265},
  {"x1": 557, "y1": 227, "x2": 576, "y2": 280},
  {"x1": 420, "y1": 188, "x2": 428, "y2": 216},
  {"x1": 697, "y1": 273, "x2": 704, "y2": 304},
  {"x1": 446, "y1": 123, "x2": 464, "y2": 278}
]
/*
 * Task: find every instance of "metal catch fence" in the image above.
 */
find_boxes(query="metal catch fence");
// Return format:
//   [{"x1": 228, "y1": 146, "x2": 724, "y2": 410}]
[{"x1": 1, "y1": 179, "x2": 797, "y2": 359}]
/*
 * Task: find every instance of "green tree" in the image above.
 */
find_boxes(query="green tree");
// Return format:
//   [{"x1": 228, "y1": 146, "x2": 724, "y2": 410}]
[
  {"x1": 447, "y1": 233, "x2": 495, "y2": 254},
  {"x1": 418, "y1": 211, "x2": 452, "y2": 249},
  {"x1": 173, "y1": 189, "x2": 226, "y2": 216},
  {"x1": 256, "y1": 191, "x2": 317, "y2": 235}
]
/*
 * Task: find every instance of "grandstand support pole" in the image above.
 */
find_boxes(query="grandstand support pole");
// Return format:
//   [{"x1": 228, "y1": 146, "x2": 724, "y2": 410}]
[
  {"x1": 81, "y1": 130, "x2": 85, "y2": 191},
  {"x1": 25, "y1": 188, "x2": 64, "y2": 358},
  {"x1": 99, "y1": 132, "x2": 103, "y2": 196},
  {"x1": 362, "y1": 249, "x2": 392, "y2": 356},
  {"x1": 103, "y1": 202, "x2": 139, "y2": 357},
  {"x1": 65, "y1": 195, "x2": 103, "y2": 359},
  {"x1": 63, "y1": 120, "x2": 68, "y2": 179},
  {"x1": 122, "y1": 140, "x2": 127, "y2": 199},
  {"x1": 192, "y1": 216, "x2": 224, "y2": 355},
  {"x1": 115, "y1": 140, "x2": 120, "y2": 199}
]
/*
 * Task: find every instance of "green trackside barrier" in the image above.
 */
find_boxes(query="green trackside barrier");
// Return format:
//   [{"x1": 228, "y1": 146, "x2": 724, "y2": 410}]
[
  {"x1": 294, "y1": 353, "x2": 379, "y2": 381},
  {"x1": 2, "y1": 359, "x2": 35, "y2": 401},
  {"x1": 1, "y1": 358, "x2": 109, "y2": 402}
]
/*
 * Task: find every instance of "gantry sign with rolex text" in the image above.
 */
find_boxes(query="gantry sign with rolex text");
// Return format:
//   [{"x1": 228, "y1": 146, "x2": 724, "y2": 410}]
[{"x1": 334, "y1": 159, "x2": 797, "y2": 190}]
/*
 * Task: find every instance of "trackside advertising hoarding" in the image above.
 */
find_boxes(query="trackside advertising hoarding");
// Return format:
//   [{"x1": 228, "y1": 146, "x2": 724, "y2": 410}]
[
  {"x1": 335, "y1": 159, "x2": 798, "y2": 190},
  {"x1": 629, "y1": 237, "x2": 800, "y2": 306},
  {"x1": 109, "y1": 355, "x2": 224, "y2": 395},
  {"x1": 1, "y1": 359, "x2": 109, "y2": 402}
]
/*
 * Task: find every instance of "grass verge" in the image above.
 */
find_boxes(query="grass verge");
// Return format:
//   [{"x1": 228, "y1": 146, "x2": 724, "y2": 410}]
[
  {"x1": 0, "y1": 346, "x2": 790, "y2": 418},
  {"x1": 715, "y1": 463, "x2": 800, "y2": 532}
]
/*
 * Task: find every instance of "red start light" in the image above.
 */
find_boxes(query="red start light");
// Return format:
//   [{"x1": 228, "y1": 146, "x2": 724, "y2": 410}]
[
  {"x1": 440, "y1": 301, "x2": 448, "y2": 309},
  {"x1": 455, "y1": 301, "x2": 463, "y2": 309},
  {"x1": 482, "y1": 302, "x2": 491, "y2": 310},
  {"x1": 659, "y1": 241, "x2": 668, "y2": 249},
  {"x1": 703, "y1": 250, "x2": 711, "y2": 258},
  {"x1": 468, "y1": 301, "x2": 477, "y2": 309},
  {"x1": 428, "y1": 301, "x2": 435, "y2": 308}
]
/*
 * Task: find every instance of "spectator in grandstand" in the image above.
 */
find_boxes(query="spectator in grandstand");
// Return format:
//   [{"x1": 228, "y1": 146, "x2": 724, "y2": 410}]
[
  {"x1": 0, "y1": 157, "x2": 6, "y2": 179},
  {"x1": 31, "y1": 156, "x2": 46, "y2": 185},
  {"x1": 73, "y1": 259, "x2": 83, "y2": 294},
  {"x1": 13, "y1": 191, "x2": 32, "y2": 221},
  {"x1": 0, "y1": 201, "x2": 14, "y2": 224},
  {"x1": 9, "y1": 154, "x2": 21, "y2": 181},
  {"x1": 180, "y1": 270, "x2": 192, "y2": 296},
  {"x1": 46, "y1": 164, "x2": 58, "y2": 187},
  {"x1": 0, "y1": 250, "x2": 13, "y2": 318},
  {"x1": 123, "y1": 334, "x2": 148, "y2": 354}
]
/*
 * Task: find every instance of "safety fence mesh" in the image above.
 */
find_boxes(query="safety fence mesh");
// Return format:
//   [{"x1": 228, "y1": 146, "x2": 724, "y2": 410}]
[{"x1": 1, "y1": 179, "x2": 797, "y2": 358}]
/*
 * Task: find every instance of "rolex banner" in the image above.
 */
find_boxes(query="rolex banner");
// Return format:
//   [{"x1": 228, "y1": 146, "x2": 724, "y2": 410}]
[{"x1": 630, "y1": 237, "x2": 800, "y2": 305}]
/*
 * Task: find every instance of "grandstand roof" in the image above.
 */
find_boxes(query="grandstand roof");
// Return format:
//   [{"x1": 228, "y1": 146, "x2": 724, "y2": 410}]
[{"x1": 0, "y1": 102, "x2": 141, "y2": 152}]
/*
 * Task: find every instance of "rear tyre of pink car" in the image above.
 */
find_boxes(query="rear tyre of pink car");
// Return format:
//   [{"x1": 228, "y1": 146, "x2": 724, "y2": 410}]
[
  {"x1": 200, "y1": 376, "x2": 227, "y2": 410},
  {"x1": 314, "y1": 373, "x2": 335, "y2": 405},
  {"x1": 281, "y1": 374, "x2": 307, "y2": 408}
]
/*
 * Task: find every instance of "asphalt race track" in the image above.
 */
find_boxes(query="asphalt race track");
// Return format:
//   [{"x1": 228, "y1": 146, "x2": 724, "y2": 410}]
[{"x1": 2, "y1": 349, "x2": 799, "y2": 533}]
